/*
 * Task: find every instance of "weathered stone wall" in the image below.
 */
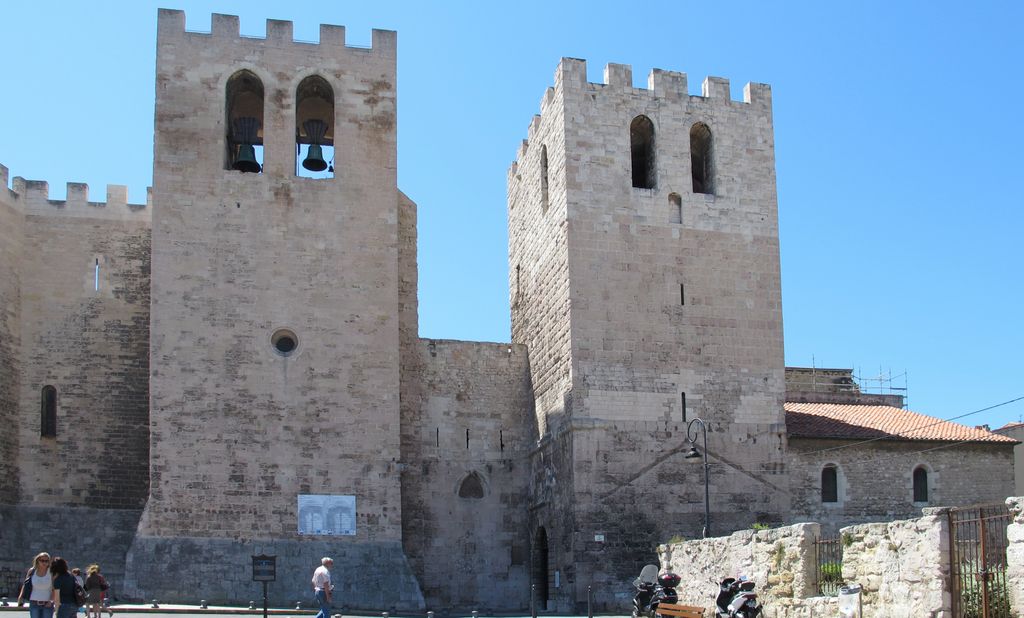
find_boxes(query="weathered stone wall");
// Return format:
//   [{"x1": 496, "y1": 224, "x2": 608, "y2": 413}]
[
  {"x1": 660, "y1": 515, "x2": 954, "y2": 618},
  {"x1": 509, "y1": 58, "x2": 788, "y2": 611},
  {"x1": 840, "y1": 514, "x2": 950, "y2": 618},
  {"x1": 1007, "y1": 496, "x2": 1024, "y2": 616},
  {"x1": 507, "y1": 74, "x2": 571, "y2": 437},
  {"x1": 400, "y1": 339, "x2": 534, "y2": 611},
  {"x1": 0, "y1": 505, "x2": 143, "y2": 599},
  {"x1": 659, "y1": 523, "x2": 821, "y2": 615},
  {"x1": 0, "y1": 166, "x2": 22, "y2": 505},
  {"x1": 11, "y1": 179, "x2": 151, "y2": 509},
  {"x1": 123, "y1": 537, "x2": 421, "y2": 608},
  {"x1": 788, "y1": 438, "x2": 1016, "y2": 532},
  {"x1": 1004, "y1": 424, "x2": 1024, "y2": 496}
]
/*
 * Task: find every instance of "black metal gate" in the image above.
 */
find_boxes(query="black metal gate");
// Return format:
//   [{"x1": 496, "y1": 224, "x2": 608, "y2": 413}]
[{"x1": 948, "y1": 503, "x2": 1012, "y2": 618}]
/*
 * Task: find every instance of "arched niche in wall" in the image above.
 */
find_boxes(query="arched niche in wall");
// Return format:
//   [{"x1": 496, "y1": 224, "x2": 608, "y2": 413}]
[{"x1": 457, "y1": 471, "x2": 485, "y2": 499}]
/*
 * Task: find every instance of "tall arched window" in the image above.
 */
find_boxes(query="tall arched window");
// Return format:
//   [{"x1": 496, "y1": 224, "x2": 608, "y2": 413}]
[
  {"x1": 913, "y1": 466, "x2": 929, "y2": 502},
  {"x1": 821, "y1": 464, "x2": 838, "y2": 503},
  {"x1": 225, "y1": 70, "x2": 264, "y2": 173},
  {"x1": 540, "y1": 145, "x2": 550, "y2": 212},
  {"x1": 630, "y1": 115, "x2": 656, "y2": 189},
  {"x1": 296, "y1": 75, "x2": 335, "y2": 178},
  {"x1": 690, "y1": 122, "x2": 713, "y2": 194},
  {"x1": 40, "y1": 385, "x2": 57, "y2": 437}
]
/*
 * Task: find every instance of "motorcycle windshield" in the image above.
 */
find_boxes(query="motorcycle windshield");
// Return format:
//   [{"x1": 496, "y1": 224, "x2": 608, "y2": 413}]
[{"x1": 637, "y1": 564, "x2": 659, "y2": 585}]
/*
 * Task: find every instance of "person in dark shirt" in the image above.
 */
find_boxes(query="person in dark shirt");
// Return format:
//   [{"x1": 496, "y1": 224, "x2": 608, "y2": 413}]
[{"x1": 49, "y1": 557, "x2": 78, "y2": 618}]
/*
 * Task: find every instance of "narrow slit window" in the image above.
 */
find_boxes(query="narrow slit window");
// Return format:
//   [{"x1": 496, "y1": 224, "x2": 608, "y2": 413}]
[
  {"x1": 679, "y1": 284, "x2": 685, "y2": 306},
  {"x1": 690, "y1": 122, "x2": 713, "y2": 194},
  {"x1": 630, "y1": 115, "x2": 656, "y2": 189},
  {"x1": 540, "y1": 145, "x2": 550, "y2": 212},
  {"x1": 681, "y1": 392, "x2": 687, "y2": 422},
  {"x1": 225, "y1": 70, "x2": 265, "y2": 173},
  {"x1": 94, "y1": 258, "x2": 100, "y2": 291},
  {"x1": 41, "y1": 385, "x2": 57, "y2": 437}
]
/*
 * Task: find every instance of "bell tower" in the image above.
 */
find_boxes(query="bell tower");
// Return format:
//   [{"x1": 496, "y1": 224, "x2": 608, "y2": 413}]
[
  {"x1": 128, "y1": 10, "x2": 422, "y2": 607},
  {"x1": 508, "y1": 59, "x2": 788, "y2": 610}
]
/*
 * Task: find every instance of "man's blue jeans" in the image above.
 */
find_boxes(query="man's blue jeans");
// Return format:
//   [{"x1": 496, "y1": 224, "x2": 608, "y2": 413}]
[{"x1": 315, "y1": 589, "x2": 330, "y2": 618}]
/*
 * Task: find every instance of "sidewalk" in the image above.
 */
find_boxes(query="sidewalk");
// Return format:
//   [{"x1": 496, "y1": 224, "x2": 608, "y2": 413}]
[{"x1": 0, "y1": 607, "x2": 628, "y2": 618}]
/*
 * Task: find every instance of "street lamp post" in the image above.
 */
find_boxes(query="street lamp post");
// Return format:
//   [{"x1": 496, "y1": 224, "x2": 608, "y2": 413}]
[{"x1": 684, "y1": 417, "x2": 711, "y2": 538}]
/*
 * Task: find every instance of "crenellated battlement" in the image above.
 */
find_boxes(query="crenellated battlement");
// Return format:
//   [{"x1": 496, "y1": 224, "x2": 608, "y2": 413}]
[
  {"x1": 551, "y1": 57, "x2": 771, "y2": 106},
  {"x1": 2, "y1": 165, "x2": 150, "y2": 222},
  {"x1": 158, "y1": 9, "x2": 396, "y2": 57}
]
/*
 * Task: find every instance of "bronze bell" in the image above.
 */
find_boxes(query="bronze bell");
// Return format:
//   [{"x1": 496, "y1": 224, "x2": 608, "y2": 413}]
[
  {"x1": 301, "y1": 119, "x2": 329, "y2": 172},
  {"x1": 233, "y1": 144, "x2": 261, "y2": 173},
  {"x1": 302, "y1": 144, "x2": 327, "y2": 172}
]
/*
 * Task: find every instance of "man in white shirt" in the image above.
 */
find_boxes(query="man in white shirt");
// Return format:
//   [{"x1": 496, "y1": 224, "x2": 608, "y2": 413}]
[{"x1": 312, "y1": 557, "x2": 334, "y2": 618}]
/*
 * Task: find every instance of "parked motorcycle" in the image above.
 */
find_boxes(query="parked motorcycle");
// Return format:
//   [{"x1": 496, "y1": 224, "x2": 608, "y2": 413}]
[
  {"x1": 715, "y1": 576, "x2": 762, "y2": 618},
  {"x1": 632, "y1": 564, "x2": 680, "y2": 618}
]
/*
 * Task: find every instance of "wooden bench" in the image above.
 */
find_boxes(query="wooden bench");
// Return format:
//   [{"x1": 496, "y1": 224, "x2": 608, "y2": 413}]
[{"x1": 655, "y1": 602, "x2": 707, "y2": 618}]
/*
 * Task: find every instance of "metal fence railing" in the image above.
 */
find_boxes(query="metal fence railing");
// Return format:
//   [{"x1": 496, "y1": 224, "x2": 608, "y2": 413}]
[
  {"x1": 949, "y1": 503, "x2": 1012, "y2": 618},
  {"x1": 813, "y1": 536, "x2": 844, "y2": 596}
]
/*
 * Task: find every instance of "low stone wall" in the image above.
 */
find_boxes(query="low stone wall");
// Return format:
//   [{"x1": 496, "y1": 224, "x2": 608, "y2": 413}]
[
  {"x1": 839, "y1": 513, "x2": 949, "y2": 617},
  {"x1": 658, "y1": 523, "x2": 830, "y2": 617},
  {"x1": 1008, "y1": 496, "x2": 1024, "y2": 615},
  {"x1": 659, "y1": 513, "x2": 952, "y2": 618}
]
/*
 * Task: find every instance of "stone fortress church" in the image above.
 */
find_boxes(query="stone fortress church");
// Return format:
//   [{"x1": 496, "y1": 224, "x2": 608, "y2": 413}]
[{"x1": 0, "y1": 9, "x2": 1016, "y2": 613}]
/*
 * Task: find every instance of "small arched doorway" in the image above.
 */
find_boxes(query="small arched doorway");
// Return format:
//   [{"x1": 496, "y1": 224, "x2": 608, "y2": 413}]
[{"x1": 532, "y1": 527, "x2": 549, "y2": 610}]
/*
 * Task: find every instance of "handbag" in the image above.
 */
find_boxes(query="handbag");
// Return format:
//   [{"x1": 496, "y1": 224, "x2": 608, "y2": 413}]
[{"x1": 19, "y1": 574, "x2": 33, "y2": 602}]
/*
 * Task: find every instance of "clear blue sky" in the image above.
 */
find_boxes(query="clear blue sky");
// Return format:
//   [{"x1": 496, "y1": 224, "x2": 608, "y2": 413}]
[{"x1": 1, "y1": 2, "x2": 1021, "y2": 430}]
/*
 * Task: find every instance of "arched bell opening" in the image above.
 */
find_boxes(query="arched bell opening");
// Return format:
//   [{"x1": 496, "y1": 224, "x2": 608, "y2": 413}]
[
  {"x1": 225, "y1": 70, "x2": 264, "y2": 174},
  {"x1": 296, "y1": 75, "x2": 335, "y2": 179},
  {"x1": 630, "y1": 115, "x2": 656, "y2": 189},
  {"x1": 690, "y1": 122, "x2": 714, "y2": 194}
]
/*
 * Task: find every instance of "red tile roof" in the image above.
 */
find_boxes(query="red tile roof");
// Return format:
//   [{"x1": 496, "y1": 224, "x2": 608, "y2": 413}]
[{"x1": 785, "y1": 402, "x2": 1018, "y2": 444}]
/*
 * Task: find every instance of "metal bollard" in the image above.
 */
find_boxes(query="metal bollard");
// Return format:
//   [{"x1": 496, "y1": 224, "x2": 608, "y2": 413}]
[
  {"x1": 151, "y1": 600, "x2": 159, "y2": 609},
  {"x1": 472, "y1": 612, "x2": 479, "y2": 618},
  {"x1": 427, "y1": 612, "x2": 434, "y2": 618},
  {"x1": 295, "y1": 602, "x2": 303, "y2": 611},
  {"x1": 199, "y1": 600, "x2": 208, "y2": 609},
  {"x1": 530, "y1": 584, "x2": 536, "y2": 618},
  {"x1": 248, "y1": 601, "x2": 256, "y2": 610},
  {"x1": 1, "y1": 597, "x2": 8, "y2": 607},
  {"x1": 382, "y1": 612, "x2": 389, "y2": 618},
  {"x1": 587, "y1": 586, "x2": 593, "y2": 618}
]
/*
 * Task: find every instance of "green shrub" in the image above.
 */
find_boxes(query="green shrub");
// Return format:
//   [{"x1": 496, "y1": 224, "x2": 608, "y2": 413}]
[
  {"x1": 751, "y1": 522, "x2": 771, "y2": 531},
  {"x1": 819, "y1": 561, "x2": 842, "y2": 583}
]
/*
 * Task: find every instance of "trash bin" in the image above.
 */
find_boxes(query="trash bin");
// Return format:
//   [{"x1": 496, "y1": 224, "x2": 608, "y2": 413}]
[{"x1": 837, "y1": 583, "x2": 862, "y2": 618}]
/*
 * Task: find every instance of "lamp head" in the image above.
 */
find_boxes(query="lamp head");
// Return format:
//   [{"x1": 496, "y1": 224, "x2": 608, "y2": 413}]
[{"x1": 684, "y1": 446, "x2": 702, "y2": 460}]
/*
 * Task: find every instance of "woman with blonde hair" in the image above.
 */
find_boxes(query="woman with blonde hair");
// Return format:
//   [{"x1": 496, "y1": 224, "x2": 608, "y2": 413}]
[
  {"x1": 17, "y1": 553, "x2": 54, "y2": 618},
  {"x1": 83, "y1": 564, "x2": 109, "y2": 618}
]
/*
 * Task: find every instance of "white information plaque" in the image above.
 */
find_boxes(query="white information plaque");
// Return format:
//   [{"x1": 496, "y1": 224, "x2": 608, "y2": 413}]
[{"x1": 297, "y1": 494, "x2": 356, "y2": 536}]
